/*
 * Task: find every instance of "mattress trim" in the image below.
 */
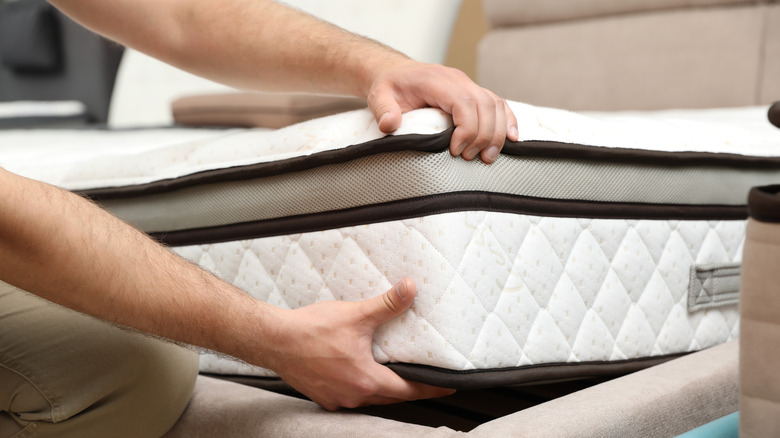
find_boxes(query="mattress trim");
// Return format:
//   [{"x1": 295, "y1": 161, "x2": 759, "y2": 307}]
[
  {"x1": 502, "y1": 140, "x2": 780, "y2": 168},
  {"x1": 386, "y1": 352, "x2": 686, "y2": 390},
  {"x1": 97, "y1": 145, "x2": 774, "y2": 235},
  {"x1": 151, "y1": 191, "x2": 747, "y2": 246},
  {"x1": 81, "y1": 129, "x2": 780, "y2": 201},
  {"x1": 81, "y1": 129, "x2": 452, "y2": 199},
  {"x1": 203, "y1": 353, "x2": 687, "y2": 391}
]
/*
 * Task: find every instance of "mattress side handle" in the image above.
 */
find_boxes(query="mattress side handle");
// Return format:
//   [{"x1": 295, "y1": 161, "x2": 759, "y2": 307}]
[{"x1": 688, "y1": 263, "x2": 741, "y2": 312}]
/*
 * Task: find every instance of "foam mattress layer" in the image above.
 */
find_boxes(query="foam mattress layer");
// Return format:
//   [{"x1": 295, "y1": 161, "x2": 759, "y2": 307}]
[
  {"x1": 180, "y1": 212, "x2": 743, "y2": 387},
  {"x1": 2, "y1": 101, "x2": 779, "y2": 387}
]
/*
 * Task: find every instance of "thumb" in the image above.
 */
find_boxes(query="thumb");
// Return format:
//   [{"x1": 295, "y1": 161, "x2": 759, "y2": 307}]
[
  {"x1": 360, "y1": 278, "x2": 416, "y2": 329},
  {"x1": 368, "y1": 86, "x2": 403, "y2": 133}
]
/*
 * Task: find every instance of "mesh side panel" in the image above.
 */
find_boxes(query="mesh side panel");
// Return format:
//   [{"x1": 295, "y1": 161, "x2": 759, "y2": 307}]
[{"x1": 102, "y1": 150, "x2": 780, "y2": 232}]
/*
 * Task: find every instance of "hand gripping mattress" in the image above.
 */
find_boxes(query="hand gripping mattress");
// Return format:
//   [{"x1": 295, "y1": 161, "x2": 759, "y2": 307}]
[{"x1": 3, "y1": 102, "x2": 780, "y2": 389}]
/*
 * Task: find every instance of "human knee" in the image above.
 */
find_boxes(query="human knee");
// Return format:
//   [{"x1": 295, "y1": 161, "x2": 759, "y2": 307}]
[
  {"x1": 102, "y1": 335, "x2": 200, "y2": 438},
  {"x1": 1, "y1": 284, "x2": 200, "y2": 437}
]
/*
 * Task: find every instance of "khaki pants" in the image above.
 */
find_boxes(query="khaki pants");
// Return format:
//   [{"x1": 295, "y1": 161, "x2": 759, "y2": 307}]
[{"x1": 0, "y1": 282, "x2": 199, "y2": 438}]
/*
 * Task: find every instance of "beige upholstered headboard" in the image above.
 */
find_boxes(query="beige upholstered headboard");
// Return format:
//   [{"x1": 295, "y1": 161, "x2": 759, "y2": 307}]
[{"x1": 477, "y1": 0, "x2": 780, "y2": 111}]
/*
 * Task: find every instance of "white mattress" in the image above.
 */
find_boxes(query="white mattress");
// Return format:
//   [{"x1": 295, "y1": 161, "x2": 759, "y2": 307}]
[{"x1": 3, "y1": 102, "x2": 779, "y2": 387}]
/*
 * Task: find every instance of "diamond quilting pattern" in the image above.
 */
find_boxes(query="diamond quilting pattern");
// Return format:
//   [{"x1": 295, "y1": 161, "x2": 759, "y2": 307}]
[{"x1": 182, "y1": 211, "x2": 743, "y2": 376}]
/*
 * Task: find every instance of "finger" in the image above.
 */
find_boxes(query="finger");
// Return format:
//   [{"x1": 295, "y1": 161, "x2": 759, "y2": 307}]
[
  {"x1": 505, "y1": 99, "x2": 519, "y2": 142},
  {"x1": 358, "y1": 278, "x2": 416, "y2": 329},
  {"x1": 316, "y1": 363, "x2": 454, "y2": 410},
  {"x1": 449, "y1": 98, "x2": 479, "y2": 159},
  {"x1": 479, "y1": 96, "x2": 508, "y2": 164},
  {"x1": 356, "y1": 387, "x2": 454, "y2": 408},
  {"x1": 461, "y1": 94, "x2": 499, "y2": 162},
  {"x1": 367, "y1": 364, "x2": 456, "y2": 404},
  {"x1": 367, "y1": 85, "x2": 403, "y2": 133}
]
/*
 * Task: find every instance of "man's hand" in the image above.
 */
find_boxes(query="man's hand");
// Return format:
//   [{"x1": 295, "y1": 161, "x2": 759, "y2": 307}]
[
  {"x1": 0, "y1": 168, "x2": 452, "y2": 411},
  {"x1": 367, "y1": 60, "x2": 519, "y2": 164},
  {"x1": 266, "y1": 278, "x2": 455, "y2": 411},
  {"x1": 38, "y1": 0, "x2": 499, "y2": 409}
]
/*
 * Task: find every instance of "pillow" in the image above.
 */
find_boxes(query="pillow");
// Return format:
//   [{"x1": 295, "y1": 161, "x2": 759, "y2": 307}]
[
  {"x1": 0, "y1": 0, "x2": 62, "y2": 72},
  {"x1": 171, "y1": 92, "x2": 367, "y2": 129},
  {"x1": 0, "y1": 100, "x2": 87, "y2": 128}
]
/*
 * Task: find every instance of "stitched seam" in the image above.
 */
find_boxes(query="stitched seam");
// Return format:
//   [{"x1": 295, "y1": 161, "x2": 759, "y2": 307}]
[
  {"x1": 698, "y1": 292, "x2": 741, "y2": 303},
  {"x1": 405, "y1": 223, "x2": 475, "y2": 368},
  {"x1": 9, "y1": 422, "x2": 37, "y2": 438},
  {"x1": 0, "y1": 362, "x2": 56, "y2": 423}
]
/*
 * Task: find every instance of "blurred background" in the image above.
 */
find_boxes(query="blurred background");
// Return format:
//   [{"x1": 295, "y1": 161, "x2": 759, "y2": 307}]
[{"x1": 1, "y1": 0, "x2": 778, "y2": 128}]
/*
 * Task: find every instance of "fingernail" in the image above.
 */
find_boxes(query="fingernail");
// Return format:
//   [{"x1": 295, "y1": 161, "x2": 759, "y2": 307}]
[
  {"x1": 395, "y1": 280, "x2": 407, "y2": 299},
  {"x1": 456, "y1": 142, "x2": 468, "y2": 155},
  {"x1": 509, "y1": 126, "x2": 519, "y2": 141},
  {"x1": 462, "y1": 148, "x2": 478, "y2": 161},
  {"x1": 485, "y1": 145, "x2": 500, "y2": 162},
  {"x1": 378, "y1": 112, "x2": 390, "y2": 128}
]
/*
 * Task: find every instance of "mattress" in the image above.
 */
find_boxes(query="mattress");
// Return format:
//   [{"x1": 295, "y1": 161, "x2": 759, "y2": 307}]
[{"x1": 3, "y1": 102, "x2": 779, "y2": 388}]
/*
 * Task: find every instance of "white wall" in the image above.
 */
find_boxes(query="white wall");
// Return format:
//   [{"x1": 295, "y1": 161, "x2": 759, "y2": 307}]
[
  {"x1": 108, "y1": 0, "x2": 463, "y2": 127},
  {"x1": 280, "y1": 0, "x2": 462, "y2": 65}
]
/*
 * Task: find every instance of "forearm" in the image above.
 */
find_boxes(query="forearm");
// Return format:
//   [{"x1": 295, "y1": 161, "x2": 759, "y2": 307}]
[
  {"x1": 49, "y1": 0, "x2": 518, "y2": 164},
  {"x1": 0, "y1": 168, "x2": 454, "y2": 408},
  {"x1": 48, "y1": 0, "x2": 410, "y2": 97},
  {"x1": 0, "y1": 167, "x2": 275, "y2": 366}
]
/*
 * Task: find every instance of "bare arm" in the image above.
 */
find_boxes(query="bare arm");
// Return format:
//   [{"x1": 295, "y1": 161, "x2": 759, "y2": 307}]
[
  {"x1": 48, "y1": 0, "x2": 518, "y2": 163},
  {"x1": 0, "y1": 167, "x2": 452, "y2": 409},
  {"x1": 48, "y1": 0, "x2": 397, "y2": 96}
]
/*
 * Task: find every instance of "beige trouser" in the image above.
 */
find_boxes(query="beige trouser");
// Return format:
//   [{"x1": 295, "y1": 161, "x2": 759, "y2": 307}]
[{"x1": 0, "y1": 282, "x2": 199, "y2": 438}]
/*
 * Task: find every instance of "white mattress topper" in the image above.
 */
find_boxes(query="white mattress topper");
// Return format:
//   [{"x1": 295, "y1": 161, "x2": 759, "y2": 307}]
[{"x1": 0, "y1": 101, "x2": 778, "y2": 191}]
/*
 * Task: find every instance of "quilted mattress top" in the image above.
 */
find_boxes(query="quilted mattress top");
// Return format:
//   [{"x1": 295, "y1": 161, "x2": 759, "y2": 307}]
[{"x1": 1, "y1": 101, "x2": 779, "y2": 192}]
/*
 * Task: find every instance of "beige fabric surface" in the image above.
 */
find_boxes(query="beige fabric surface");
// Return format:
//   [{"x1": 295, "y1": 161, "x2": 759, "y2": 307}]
[
  {"x1": 163, "y1": 376, "x2": 464, "y2": 438},
  {"x1": 479, "y1": 6, "x2": 767, "y2": 110},
  {"x1": 468, "y1": 342, "x2": 738, "y2": 438},
  {"x1": 171, "y1": 92, "x2": 367, "y2": 129},
  {"x1": 483, "y1": 0, "x2": 755, "y2": 27},
  {"x1": 761, "y1": 6, "x2": 780, "y2": 103},
  {"x1": 166, "y1": 342, "x2": 737, "y2": 437},
  {"x1": 740, "y1": 219, "x2": 780, "y2": 438}
]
